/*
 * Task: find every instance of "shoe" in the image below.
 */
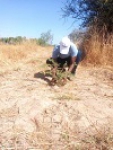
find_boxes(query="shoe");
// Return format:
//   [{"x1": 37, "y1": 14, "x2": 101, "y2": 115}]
[{"x1": 67, "y1": 76, "x2": 73, "y2": 81}]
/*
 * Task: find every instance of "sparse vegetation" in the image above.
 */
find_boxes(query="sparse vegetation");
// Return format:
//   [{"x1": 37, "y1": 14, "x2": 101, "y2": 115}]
[{"x1": 0, "y1": 30, "x2": 53, "y2": 46}]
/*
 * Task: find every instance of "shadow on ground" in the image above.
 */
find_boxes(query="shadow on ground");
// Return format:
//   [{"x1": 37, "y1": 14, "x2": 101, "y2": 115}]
[{"x1": 34, "y1": 70, "x2": 52, "y2": 86}]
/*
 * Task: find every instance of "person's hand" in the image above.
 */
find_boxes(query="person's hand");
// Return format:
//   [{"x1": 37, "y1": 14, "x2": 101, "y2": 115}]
[{"x1": 66, "y1": 71, "x2": 74, "y2": 81}]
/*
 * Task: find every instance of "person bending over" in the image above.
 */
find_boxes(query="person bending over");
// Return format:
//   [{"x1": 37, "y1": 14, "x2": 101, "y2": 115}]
[{"x1": 46, "y1": 36, "x2": 82, "y2": 80}]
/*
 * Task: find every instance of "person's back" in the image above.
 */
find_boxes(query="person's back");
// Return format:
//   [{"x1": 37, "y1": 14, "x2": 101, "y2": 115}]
[{"x1": 52, "y1": 41, "x2": 78, "y2": 59}]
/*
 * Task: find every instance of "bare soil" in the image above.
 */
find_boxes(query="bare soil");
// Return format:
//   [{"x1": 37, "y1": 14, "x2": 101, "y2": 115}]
[{"x1": 0, "y1": 63, "x2": 113, "y2": 149}]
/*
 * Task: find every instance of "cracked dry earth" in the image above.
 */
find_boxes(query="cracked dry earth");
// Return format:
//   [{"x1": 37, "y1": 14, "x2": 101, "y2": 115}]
[{"x1": 0, "y1": 64, "x2": 113, "y2": 149}]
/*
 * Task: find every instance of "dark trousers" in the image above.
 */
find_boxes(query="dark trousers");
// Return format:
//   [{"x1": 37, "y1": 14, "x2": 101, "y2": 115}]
[{"x1": 46, "y1": 50, "x2": 82, "y2": 74}]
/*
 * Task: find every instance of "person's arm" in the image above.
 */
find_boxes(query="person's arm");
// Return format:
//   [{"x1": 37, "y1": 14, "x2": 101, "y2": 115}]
[
  {"x1": 68, "y1": 56, "x2": 76, "y2": 72},
  {"x1": 68, "y1": 43, "x2": 78, "y2": 73},
  {"x1": 52, "y1": 45, "x2": 59, "y2": 60},
  {"x1": 52, "y1": 45, "x2": 60, "y2": 68}
]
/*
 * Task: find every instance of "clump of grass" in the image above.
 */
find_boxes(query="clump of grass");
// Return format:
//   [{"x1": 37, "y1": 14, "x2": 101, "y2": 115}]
[
  {"x1": 46, "y1": 58, "x2": 75, "y2": 86},
  {"x1": 53, "y1": 93, "x2": 80, "y2": 101}
]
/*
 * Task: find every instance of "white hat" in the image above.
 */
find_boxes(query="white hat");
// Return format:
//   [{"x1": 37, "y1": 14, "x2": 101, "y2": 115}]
[{"x1": 60, "y1": 36, "x2": 71, "y2": 54}]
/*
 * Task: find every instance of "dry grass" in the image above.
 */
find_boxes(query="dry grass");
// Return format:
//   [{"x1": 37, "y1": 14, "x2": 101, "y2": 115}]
[
  {"x1": 0, "y1": 41, "x2": 53, "y2": 73},
  {"x1": 82, "y1": 31, "x2": 113, "y2": 66},
  {"x1": 75, "y1": 126, "x2": 113, "y2": 150},
  {"x1": 0, "y1": 32, "x2": 113, "y2": 73}
]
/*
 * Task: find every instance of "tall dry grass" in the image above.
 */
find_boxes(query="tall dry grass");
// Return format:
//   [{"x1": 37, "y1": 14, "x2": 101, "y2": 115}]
[
  {"x1": 0, "y1": 41, "x2": 53, "y2": 73},
  {"x1": 0, "y1": 33, "x2": 112, "y2": 73},
  {"x1": 82, "y1": 29, "x2": 113, "y2": 66}
]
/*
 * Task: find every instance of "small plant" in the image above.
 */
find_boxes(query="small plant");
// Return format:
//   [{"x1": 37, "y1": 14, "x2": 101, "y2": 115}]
[{"x1": 46, "y1": 58, "x2": 74, "y2": 86}]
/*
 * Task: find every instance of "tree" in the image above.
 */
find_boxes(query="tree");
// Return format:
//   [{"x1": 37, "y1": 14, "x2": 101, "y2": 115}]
[
  {"x1": 38, "y1": 30, "x2": 53, "y2": 46},
  {"x1": 62, "y1": 0, "x2": 113, "y2": 33},
  {"x1": 69, "y1": 29, "x2": 85, "y2": 42},
  {"x1": 0, "y1": 36, "x2": 26, "y2": 44}
]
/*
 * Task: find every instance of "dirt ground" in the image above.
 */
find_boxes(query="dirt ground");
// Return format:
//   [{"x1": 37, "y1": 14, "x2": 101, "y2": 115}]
[{"x1": 0, "y1": 62, "x2": 113, "y2": 149}]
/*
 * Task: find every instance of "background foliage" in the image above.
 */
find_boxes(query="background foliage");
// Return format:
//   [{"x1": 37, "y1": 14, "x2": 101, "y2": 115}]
[{"x1": 62, "y1": 0, "x2": 113, "y2": 33}]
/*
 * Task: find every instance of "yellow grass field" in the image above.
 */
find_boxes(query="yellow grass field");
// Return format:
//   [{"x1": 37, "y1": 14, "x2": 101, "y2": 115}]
[{"x1": 0, "y1": 41, "x2": 53, "y2": 73}]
